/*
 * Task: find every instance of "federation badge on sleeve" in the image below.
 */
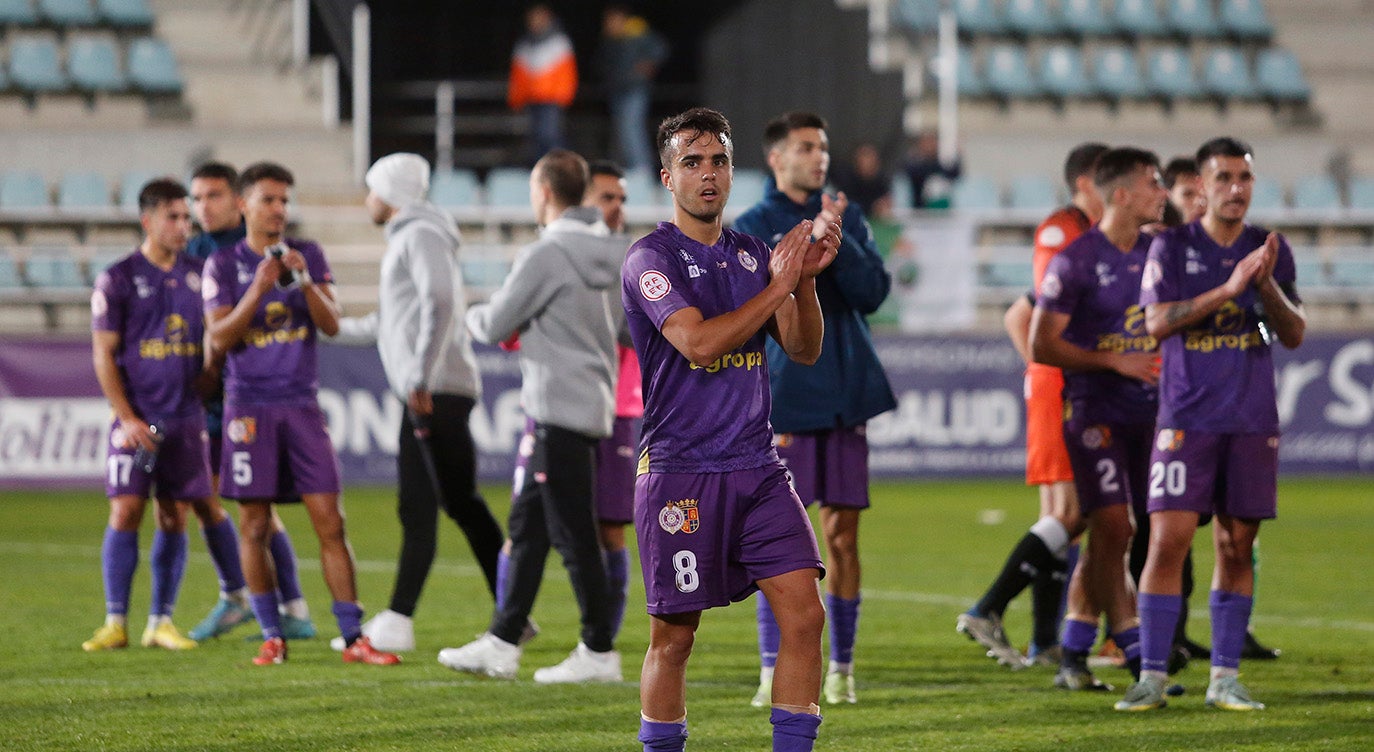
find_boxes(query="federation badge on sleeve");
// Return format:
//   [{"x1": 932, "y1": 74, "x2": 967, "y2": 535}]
[
  {"x1": 639, "y1": 270, "x2": 670, "y2": 301},
  {"x1": 1039, "y1": 272, "x2": 1062, "y2": 300},
  {"x1": 227, "y1": 417, "x2": 257, "y2": 446},
  {"x1": 658, "y1": 498, "x2": 701, "y2": 534}
]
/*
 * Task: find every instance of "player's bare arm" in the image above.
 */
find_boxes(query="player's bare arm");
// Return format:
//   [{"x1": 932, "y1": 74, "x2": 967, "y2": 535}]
[
  {"x1": 770, "y1": 220, "x2": 840, "y2": 365},
  {"x1": 282, "y1": 248, "x2": 341, "y2": 337},
  {"x1": 1004, "y1": 296, "x2": 1034, "y2": 365},
  {"x1": 1251, "y1": 233, "x2": 1306, "y2": 348},
  {"x1": 1144, "y1": 243, "x2": 1268, "y2": 340},
  {"x1": 206, "y1": 256, "x2": 279, "y2": 352},
  {"x1": 91, "y1": 329, "x2": 156, "y2": 451},
  {"x1": 660, "y1": 221, "x2": 812, "y2": 367},
  {"x1": 1030, "y1": 307, "x2": 1160, "y2": 386}
]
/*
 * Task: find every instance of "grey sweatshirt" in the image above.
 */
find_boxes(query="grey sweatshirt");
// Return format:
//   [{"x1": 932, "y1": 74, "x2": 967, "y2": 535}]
[
  {"x1": 466, "y1": 206, "x2": 627, "y2": 439},
  {"x1": 335, "y1": 201, "x2": 480, "y2": 400}
]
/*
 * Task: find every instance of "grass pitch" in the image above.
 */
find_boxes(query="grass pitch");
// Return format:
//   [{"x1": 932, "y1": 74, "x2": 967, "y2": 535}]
[{"x1": 0, "y1": 477, "x2": 1370, "y2": 750}]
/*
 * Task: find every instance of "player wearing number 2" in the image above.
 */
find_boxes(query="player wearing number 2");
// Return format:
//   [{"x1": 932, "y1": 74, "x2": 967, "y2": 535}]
[
  {"x1": 622, "y1": 107, "x2": 842, "y2": 752},
  {"x1": 1117, "y1": 137, "x2": 1305, "y2": 712}
]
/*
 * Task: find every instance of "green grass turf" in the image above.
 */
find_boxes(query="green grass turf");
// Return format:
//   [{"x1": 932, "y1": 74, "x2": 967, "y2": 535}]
[{"x1": 0, "y1": 477, "x2": 1370, "y2": 750}]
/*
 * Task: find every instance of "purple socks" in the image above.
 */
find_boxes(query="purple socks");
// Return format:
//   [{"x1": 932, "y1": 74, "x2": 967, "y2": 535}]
[
  {"x1": 101, "y1": 527, "x2": 138, "y2": 616},
  {"x1": 201, "y1": 517, "x2": 246, "y2": 593},
  {"x1": 757, "y1": 594, "x2": 780, "y2": 669},
  {"x1": 250, "y1": 591, "x2": 283, "y2": 639},
  {"x1": 269, "y1": 530, "x2": 303, "y2": 603},
  {"x1": 1061, "y1": 617, "x2": 1098, "y2": 654},
  {"x1": 149, "y1": 529, "x2": 187, "y2": 617},
  {"x1": 332, "y1": 601, "x2": 364, "y2": 645},
  {"x1": 605, "y1": 548, "x2": 629, "y2": 640},
  {"x1": 1210, "y1": 590, "x2": 1253, "y2": 670},
  {"x1": 1138, "y1": 592, "x2": 1183, "y2": 674},
  {"x1": 639, "y1": 718, "x2": 688, "y2": 752},
  {"x1": 770, "y1": 708, "x2": 821, "y2": 752},
  {"x1": 496, "y1": 548, "x2": 511, "y2": 611},
  {"x1": 826, "y1": 594, "x2": 861, "y2": 666}
]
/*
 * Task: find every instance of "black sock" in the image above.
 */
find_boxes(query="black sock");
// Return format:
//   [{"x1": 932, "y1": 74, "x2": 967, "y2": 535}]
[
  {"x1": 1030, "y1": 557, "x2": 1069, "y2": 649},
  {"x1": 974, "y1": 532, "x2": 1057, "y2": 617}
]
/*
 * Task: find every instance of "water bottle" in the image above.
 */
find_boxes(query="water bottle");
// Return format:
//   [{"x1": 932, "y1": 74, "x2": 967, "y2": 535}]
[{"x1": 132, "y1": 423, "x2": 163, "y2": 473}]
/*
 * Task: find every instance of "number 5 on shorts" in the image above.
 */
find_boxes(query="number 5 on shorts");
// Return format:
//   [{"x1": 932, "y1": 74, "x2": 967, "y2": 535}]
[
  {"x1": 231, "y1": 451, "x2": 253, "y2": 486},
  {"x1": 673, "y1": 550, "x2": 699, "y2": 593}
]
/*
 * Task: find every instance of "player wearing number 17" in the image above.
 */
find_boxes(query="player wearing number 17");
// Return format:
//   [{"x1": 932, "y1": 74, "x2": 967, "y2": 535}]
[
  {"x1": 623, "y1": 107, "x2": 842, "y2": 752},
  {"x1": 1117, "y1": 137, "x2": 1305, "y2": 712}
]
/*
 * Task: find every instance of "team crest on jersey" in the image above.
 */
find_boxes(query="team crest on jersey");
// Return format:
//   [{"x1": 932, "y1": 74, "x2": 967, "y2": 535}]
[
  {"x1": 677, "y1": 249, "x2": 695, "y2": 263},
  {"x1": 1141, "y1": 259, "x2": 1162, "y2": 291},
  {"x1": 185, "y1": 271, "x2": 202, "y2": 293},
  {"x1": 133, "y1": 276, "x2": 153, "y2": 299},
  {"x1": 1082, "y1": 425, "x2": 1112, "y2": 450},
  {"x1": 658, "y1": 498, "x2": 700, "y2": 534},
  {"x1": 1040, "y1": 272, "x2": 1062, "y2": 299},
  {"x1": 1095, "y1": 262, "x2": 1117, "y2": 288},
  {"x1": 91, "y1": 290, "x2": 108, "y2": 318},
  {"x1": 201, "y1": 274, "x2": 219, "y2": 302},
  {"x1": 227, "y1": 417, "x2": 257, "y2": 445},
  {"x1": 737, "y1": 248, "x2": 758, "y2": 273},
  {"x1": 1155, "y1": 429, "x2": 1184, "y2": 452},
  {"x1": 639, "y1": 270, "x2": 671, "y2": 301}
]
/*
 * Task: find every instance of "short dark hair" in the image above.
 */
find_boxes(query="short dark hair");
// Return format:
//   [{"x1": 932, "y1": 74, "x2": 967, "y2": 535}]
[
  {"x1": 657, "y1": 107, "x2": 732, "y2": 170},
  {"x1": 1162, "y1": 157, "x2": 1198, "y2": 190},
  {"x1": 1093, "y1": 147, "x2": 1161, "y2": 200},
  {"x1": 138, "y1": 178, "x2": 188, "y2": 213},
  {"x1": 1063, "y1": 142, "x2": 1110, "y2": 194},
  {"x1": 236, "y1": 162, "x2": 295, "y2": 195},
  {"x1": 588, "y1": 159, "x2": 625, "y2": 180},
  {"x1": 191, "y1": 161, "x2": 238, "y2": 187},
  {"x1": 534, "y1": 148, "x2": 590, "y2": 208},
  {"x1": 1196, "y1": 136, "x2": 1252, "y2": 168},
  {"x1": 762, "y1": 111, "x2": 828, "y2": 155}
]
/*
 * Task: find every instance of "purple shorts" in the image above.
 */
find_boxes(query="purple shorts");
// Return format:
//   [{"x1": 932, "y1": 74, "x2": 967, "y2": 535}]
[
  {"x1": 772, "y1": 424, "x2": 871, "y2": 510},
  {"x1": 1063, "y1": 418, "x2": 1153, "y2": 518},
  {"x1": 635, "y1": 463, "x2": 825, "y2": 616},
  {"x1": 595, "y1": 416, "x2": 638, "y2": 525},
  {"x1": 1146, "y1": 429, "x2": 1278, "y2": 521},
  {"x1": 105, "y1": 413, "x2": 212, "y2": 501},
  {"x1": 219, "y1": 402, "x2": 341, "y2": 500}
]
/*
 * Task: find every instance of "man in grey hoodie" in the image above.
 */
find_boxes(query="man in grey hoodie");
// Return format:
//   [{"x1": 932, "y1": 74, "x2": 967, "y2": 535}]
[
  {"x1": 439, "y1": 149, "x2": 627, "y2": 684},
  {"x1": 329, "y1": 153, "x2": 505, "y2": 653}
]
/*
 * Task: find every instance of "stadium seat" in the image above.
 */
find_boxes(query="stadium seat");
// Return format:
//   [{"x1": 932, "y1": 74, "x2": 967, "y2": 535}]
[
  {"x1": 1093, "y1": 45, "x2": 1147, "y2": 99},
  {"x1": 1248, "y1": 176, "x2": 1284, "y2": 212},
  {"x1": 888, "y1": 174, "x2": 914, "y2": 211},
  {"x1": 8, "y1": 35, "x2": 69, "y2": 93},
  {"x1": 1113, "y1": 0, "x2": 1169, "y2": 37},
  {"x1": 1201, "y1": 46, "x2": 1258, "y2": 99},
  {"x1": 1165, "y1": 0, "x2": 1223, "y2": 38},
  {"x1": 67, "y1": 35, "x2": 127, "y2": 92},
  {"x1": 730, "y1": 168, "x2": 768, "y2": 209},
  {"x1": 1038, "y1": 44, "x2": 1092, "y2": 99},
  {"x1": 1256, "y1": 48, "x2": 1310, "y2": 102},
  {"x1": 1218, "y1": 0, "x2": 1272, "y2": 40},
  {"x1": 428, "y1": 168, "x2": 480, "y2": 209},
  {"x1": 483, "y1": 167, "x2": 530, "y2": 209},
  {"x1": 0, "y1": 170, "x2": 51, "y2": 210},
  {"x1": 1009, "y1": 173, "x2": 1058, "y2": 212},
  {"x1": 954, "y1": 0, "x2": 1004, "y2": 36},
  {"x1": 96, "y1": 0, "x2": 153, "y2": 28},
  {"x1": 1348, "y1": 176, "x2": 1374, "y2": 211},
  {"x1": 950, "y1": 175, "x2": 1001, "y2": 210},
  {"x1": 1328, "y1": 250, "x2": 1374, "y2": 287},
  {"x1": 0, "y1": 251, "x2": 23, "y2": 291},
  {"x1": 57, "y1": 171, "x2": 112, "y2": 211},
  {"x1": 1292, "y1": 254, "x2": 1326, "y2": 288},
  {"x1": 86, "y1": 248, "x2": 124, "y2": 280},
  {"x1": 1146, "y1": 46, "x2": 1202, "y2": 98},
  {"x1": 36, "y1": 0, "x2": 96, "y2": 26},
  {"x1": 1291, "y1": 175, "x2": 1341, "y2": 211},
  {"x1": 623, "y1": 170, "x2": 663, "y2": 207},
  {"x1": 893, "y1": 0, "x2": 939, "y2": 34},
  {"x1": 984, "y1": 44, "x2": 1039, "y2": 98},
  {"x1": 1004, "y1": 0, "x2": 1061, "y2": 36},
  {"x1": 1058, "y1": 0, "x2": 1116, "y2": 36},
  {"x1": 127, "y1": 37, "x2": 183, "y2": 94},
  {"x1": 118, "y1": 169, "x2": 160, "y2": 211},
  {"x1": 0, "y1": 0, "x2": 39, "y2": 25},
  {"x1": 23, "y1": 251, "x2": 86, "y2": 289},
  {"x1": 953, "y1": 45, "x2": 986, "y2": 97}
]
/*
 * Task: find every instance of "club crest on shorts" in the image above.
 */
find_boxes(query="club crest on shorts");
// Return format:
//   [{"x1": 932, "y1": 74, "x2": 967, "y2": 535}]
[
  {"x1": 737, "y1": 248, "x2": 758, "y2": 273},
  {"x1": 658, "y1": 498, "x2": 700, "y2": 534},
  {"x1": 1156, "y1": 429, "x2": 1184, "y2": 452},
  {"x1": 227, "y1": 417, "x2": 257, "y2": 445},
  {"x1": 1082, "y1": 425, "x2": 1112, "y2": 450}
]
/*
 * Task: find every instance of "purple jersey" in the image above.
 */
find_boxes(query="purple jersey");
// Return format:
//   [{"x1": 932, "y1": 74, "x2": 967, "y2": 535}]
[
  {"x1": 1038, "y1": 227, "x2": 1157, "y2": 425},
  {"x1": 622, "y1": 223, "x2": 779, "y2": 474},
  {"x1": 1140, "y1": 222, "x2": 1299, "y2": 433},
  {"x1": 202, "y1": 238, "x2": 334, "y2": 405},
  {"x1": 91, "y1": 249, "x2": 207, "y2": 420}
]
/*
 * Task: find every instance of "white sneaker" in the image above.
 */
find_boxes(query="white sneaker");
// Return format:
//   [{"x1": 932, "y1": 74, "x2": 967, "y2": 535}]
[
  {"x1": 437, "y1": 632, "x2": 520, "y2": 679},
  {"x1": 327, "y1": 610, "x2": 415, "y2": 652},
  {"x1": 532, "y1": 642, "x2": 622, "y2": 684}
]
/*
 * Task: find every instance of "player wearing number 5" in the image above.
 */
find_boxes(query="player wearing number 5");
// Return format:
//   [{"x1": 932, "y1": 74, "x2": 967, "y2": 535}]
[
  {"x1": 624, "y1": 108, "x2": 842, "y2": 752},
  {"x1": 202, "y1": 162, "x2": 398, "y2": 667},
  {"x1": 1117, "y1": 137, "x2": 1305, "y2": 712}
]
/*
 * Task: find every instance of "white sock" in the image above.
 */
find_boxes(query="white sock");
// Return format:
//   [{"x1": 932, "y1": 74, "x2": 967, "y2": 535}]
[
  {"x1": 1029, "y1": 516, "x2": 1070, "y2": 559},
  {"x1": 105, "y1": 614, "x2": 127, "y2": 628},
  {"x1": 146, "y1": 614, "x2": 167, "y2": 631},
  {"x1": 1210, "y1": 665, "x2": 1239, "y2": 682},
  {"x1": 828, "y1": 660, "x2": 852, "y2": 676},
  {"x1": 280, "y1": 598, "x2": 309, "y2": 619},
  {"x1": 759, "y1": 665, "x2": 775, "y2": 683},
  {"x1": 227, "y1": 588, "x2": 250, "y2": 607},
  {"x1": 1141, "y1": 669, "x2": 1168, "y2": 686}
]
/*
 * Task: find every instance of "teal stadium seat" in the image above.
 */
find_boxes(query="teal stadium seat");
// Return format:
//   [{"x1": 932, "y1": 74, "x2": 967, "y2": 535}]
[
  {"x1": 1291, "y1": 253, "x2": 1326, "y2": 289},
  {"x1": 1146, "y1": 46, "x2": 1202, "y2": 98},
  {"x1": 1093, "y1": 45, "x2": 1147, "y2": 98},
  {"x1": 1004, "y1": 0, "x2": 1061, "y2": 36},
  {"x1": 1009, "y1": 173, "x2": 1059, "y2": 212},
  {"x1": 57, "y1": 171, "x2": 112, "y2": 211},
  {"x1": 1202, "y1": 46, "x2": 1258, "y2": 99},
  {"x1": 951, "y1": 175, "x2": 1001, "y2": 210},
  {"x1": 623, "y1": 170, "x2": 664, "y2": 207},
  {"x1": 954, "y1": 0, "x2": 1004, "y2": 36},
  {"x1": 729, "y1": 169, "x2": 768, "y2": 210},
  {"x1": 893, "y1": 0, "x2": 939, "y2": 34},
  {"x1": 86, "y1": 248, "x2": 123, "y2": 281},
  {"x1": 1248, "y1": 176, "x2": 1284, "y2": 212},
  {"x1": 1328, "y1": 250, "x2": 1374, "y2": 287},
  {"x1": 1166, "y1": 0, "x2": 1223, "y2": 38},
  {"x1": 9, "y1": 35, "x2": 69, "y2": 93},
  {"x1": 24, "y1": 251, "x2": 86, "y2": 289},
  {"x1": 0, "y1": 251, "x2": 24, "y2": 291},
  {"x1": 127, "y1": 37, "x2": 183, "y2": 94},
  {"x1": 1039, "y1": 44, "x2": 1092, "y2": 98},
  {"x1": 96, "y1": 0, "x2": 153, "y2": 28},
  {"x1": 1256, "y1": 48, "x2": 1310, "y2": 102},
  {"x1": 0, "y1": 0, "x2": 38, "y2": 25},
  {"x1": 1218, "y1": 0, "x2": 1272, "y2": 41},
  {"x1": 1290, "y1": 175, "x2": 1341, "y2": 211},
  {"x1": 483, "y1": 167, "x2": 530, "y2": 209},
  {"x1": 1348, "y1": 176, "x2": 1374, "y2": 211},
  {"x1": 889, "y1": 174, "x2": 914, "y2": 211},
  {"x1": 984, "y1": 44, "x2": 1040, "y2": 98},
  {"x1": 37, "y1": 0, "x2": 96, "y2": 26},
  {"x1": 0, "y1": 170, "x2": 51, "y2": 210},
  {"x1": 118, "y1": 169, "x2": 159, "y2": 211},
  {"x1": 954, "y1": 46, "x2": 986, "y2": 97},
  {"x1": 428, "y1": 168, "x2": 480, "y2": 209},
  {"x1": 68, "y1": 35, "x2": 127, "y2": 92},
  {"x1": 1113, "y1": 0, "x2": 1170, "y2": 37},
  {"x1": 1059, "y1": 0, "x2": 1116, "y2": 36}
]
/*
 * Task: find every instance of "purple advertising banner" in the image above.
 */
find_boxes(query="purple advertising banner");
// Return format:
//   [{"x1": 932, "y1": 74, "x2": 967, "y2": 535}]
[{"x1": 2, "y1": 333, "x2": 1372, "y2": 488}]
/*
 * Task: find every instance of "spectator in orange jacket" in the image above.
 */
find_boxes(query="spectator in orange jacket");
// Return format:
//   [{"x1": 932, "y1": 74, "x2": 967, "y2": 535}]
[{"x1": 509, "y1": 4, "x2": 578, "y2": 162}]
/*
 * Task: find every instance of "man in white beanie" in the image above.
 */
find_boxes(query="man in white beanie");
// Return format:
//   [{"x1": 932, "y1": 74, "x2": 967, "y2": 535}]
[{"x1": 329, "y1": 153, "x2": 508, "y2": 652}]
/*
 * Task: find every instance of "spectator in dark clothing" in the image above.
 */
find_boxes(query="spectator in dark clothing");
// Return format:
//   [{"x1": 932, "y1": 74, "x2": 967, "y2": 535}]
[
  {"x1": 596, "y1": 5, "x2": 668, "y2": 174},
  {"x1": 832, "y1": 143, "x2": 891, "y2": 217},
  {"x1": 904, "y1": 131, "x2": 962, "y2": 209}
]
